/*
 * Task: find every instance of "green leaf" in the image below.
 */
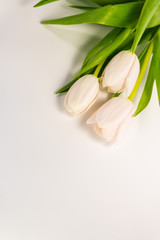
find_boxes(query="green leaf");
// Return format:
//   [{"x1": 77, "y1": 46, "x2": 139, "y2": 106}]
[
  {"x1": 41, "y1": 2, "x2": 142, "y2": 27},
  {"x1": 56, "y1": 80, "x2": 77, "y2": 94},
  {"x1": 69, "y1": 5, "x2": 97, "y2": 11},
  {"x1": 73, "y1": 28, "x2": 133, "y2": 80},
  {"x1": 134, "y1": 56, "x2": 154, "y2": 116},
  {"x1": 153, "y1": 29, "x2": 160, "y2": 106},
  {"x1": 33, "y1": 0, "x2": 58, "y2": 8},
  {"x1": 82, "y1": 27, "x2": 122, "y2": 67},
  {"x1": 90, "y1": 0, "x2": 143, "y2": 6},
  {"x1": 148, "y1": 7, "x2": 160, "y2": 28},
  {"x1": 112, "y1": 92, "x2": 121, "y2": 98},
  {"x1": 131, "y1": 0, "x2": 160, "y2": 52},
  {"x1": 56, "y1": 28, "x2": 132, "y2": 94},
  {"x1": 56, "y1": 68, "x2": 95, "y2": 94},
  {"x1": 134, "y1": 28, "x2": 160, "y2": 114},
  {"x1": 41, "y1": 2, "x2": 160, "y2": 29},
  {"x1": 138, "y1": 27, "x2": 158, "y2": 45}
]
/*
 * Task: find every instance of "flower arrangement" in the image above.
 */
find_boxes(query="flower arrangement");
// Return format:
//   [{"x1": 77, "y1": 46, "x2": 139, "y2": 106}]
[{"x1": 34, "y1": 0, "x2": 160, "y2": 142}]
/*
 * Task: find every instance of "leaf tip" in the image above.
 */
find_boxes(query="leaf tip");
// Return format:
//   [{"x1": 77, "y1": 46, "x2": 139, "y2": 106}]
[{"x1": 33, "y1": 3, "x2": 38, "y2": 7}]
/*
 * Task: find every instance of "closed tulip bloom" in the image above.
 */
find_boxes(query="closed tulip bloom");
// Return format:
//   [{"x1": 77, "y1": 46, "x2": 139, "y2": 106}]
[
  {"x1": 102, "y1": 50, "x2": 140, "y2": 97},
  {"x1": 65, "y1": 75, "x2": 99, "y2": 115},
  {"x1": 87, "y1": 97, "x2": 134, "y2": 142}
]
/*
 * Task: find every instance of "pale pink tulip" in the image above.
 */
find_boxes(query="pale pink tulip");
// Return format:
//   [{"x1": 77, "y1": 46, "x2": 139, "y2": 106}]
[
  {"x1": 65, "y1": 75, "x2": 99, "y2": 115},
  {"x1": 102, "y1": 50, "x2": 140, "y2": 97},
  {"x1": 87, "y1": 97, "x2": 134, "y2": 141}
]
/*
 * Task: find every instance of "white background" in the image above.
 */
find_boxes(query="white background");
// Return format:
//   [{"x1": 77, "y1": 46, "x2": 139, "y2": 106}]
[{"x1": 1, "y1": 1, "x2": 160, "y2": 239}]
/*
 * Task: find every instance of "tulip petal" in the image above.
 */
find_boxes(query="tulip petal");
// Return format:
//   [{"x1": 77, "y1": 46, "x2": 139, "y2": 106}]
[
  {"x1": 102, "y1": 51, "x2": 136, "y2": 89},
  {"x1": 79, "y1": 93, "x2": 98, "y2": 115},
  {"x1": 96, "y1": 97, "x2": 133, "y2": 129},
  {"x1": 93, "y1": 124, "x2": 103, "y2": 137},
  {"x1": 87, "y1": 111, "x2": 98, "y2": 124},
  {"x1": 102, "y1": 105, "x2": 134, "y2": 141},
  {"x1": 101, "y1": 126, "x2": 118, "y2": 141},
  {"x1": 87, "y1": 97, "x2": 134, "y2": 142},
  {"x1": 115, "y1": 107, "x2": 135, "y2": 140},
  {"x1": 107, "y1": 79, "x2": 125, "y2": 93},
  {"x1": 124, "y1": 54, "x2": 140, "y2": 96},
  {"x1": 65, "y1": 75, "x2": 99, "y2": 115}
]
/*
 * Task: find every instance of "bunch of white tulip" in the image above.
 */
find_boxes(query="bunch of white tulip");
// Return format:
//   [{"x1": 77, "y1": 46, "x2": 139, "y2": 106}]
[
  {"x1": 35, "y1": 0, "x2": 160, "y2": 143},
  {"x1": 65, "y1": 50, "x2": 140, "y2": 142}
]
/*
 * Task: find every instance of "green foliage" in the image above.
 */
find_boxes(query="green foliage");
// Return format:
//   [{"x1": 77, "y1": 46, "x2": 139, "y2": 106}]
[
  {"x1": 90, "y1": 0, "x2": 143, "y2": 6},
  {"x1": 69, "y1": 6, "x2": 97, "y2": 11},
  {"x1": 56, "y1": 28, "x2": 133, "y2": 94},
  {"x1": 82, "y1": 27, "x2": 122, "y2": 67},
  {"x1": 56, "y1": 26, "x2": 157, "y2": 94},
  {"x1": 41, "y1": 2, "x2": 160, "y2": 29},
  {"x1": 135, "y1": 29, "x2": 160, "y2": 116},
  {"x1": 33, "y1": 0, "x2": 58, "y2": 8},
  {"x1": 134, "y1": 57, "x2": 154, "y2": 116},
  {"x1": 73, "y1": 28, "x2": 133, "y2": 80},
  {"x1": 56, "y1": 80, "x2": 77, "y2": 94},
  {"x1": 131, "y1": 0, "x2": 160, "y2": 52}
]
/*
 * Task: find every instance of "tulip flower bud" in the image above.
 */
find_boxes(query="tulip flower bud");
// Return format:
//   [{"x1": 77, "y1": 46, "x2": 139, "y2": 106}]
[
  {"x1": 65, "y1": 75, "x2": 99, "y2": 115},
  {"x1": 87, "y1": 97, "x2": 134, "y2": 142},
  {"x1": 102, "y1": 50, "x2": 140, "y2": 97}
]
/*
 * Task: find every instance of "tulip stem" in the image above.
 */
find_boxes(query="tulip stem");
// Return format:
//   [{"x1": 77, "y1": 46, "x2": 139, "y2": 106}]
[
  {"x1": 128, "y1": 40, "x2": 154, "y2": 101},
  {"x1": 93, "y1": 61, "x2": 105, "y2": 77}
]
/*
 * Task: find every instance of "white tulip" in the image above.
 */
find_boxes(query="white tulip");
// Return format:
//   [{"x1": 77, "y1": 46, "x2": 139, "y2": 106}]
[
  {"x1": 102, "y1": 50, "x2": 140, "y2": 97},
  {"x1": 65, "y1": 75, "x2": 99, "y2": 115},
  {"x1": 87, "y1": 97, "x2": 134, "y2": 142}
]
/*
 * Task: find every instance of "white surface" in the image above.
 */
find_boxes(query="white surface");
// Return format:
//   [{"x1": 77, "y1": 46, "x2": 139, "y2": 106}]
[{"x1": 1, "y1": 1, "x2": 160, "y2": 240}]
